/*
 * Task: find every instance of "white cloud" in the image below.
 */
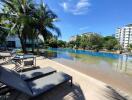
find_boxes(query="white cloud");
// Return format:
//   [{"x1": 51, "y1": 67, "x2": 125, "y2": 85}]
[
  {"x1": 60, "y1": 0, "x2": 91, "y2": 15},
  {"x1": 60, "y1": 2, "x2": 68, "y2": 11},
  {"x1": 79, "y1": 26, "x2": 89, "y2": 30}
]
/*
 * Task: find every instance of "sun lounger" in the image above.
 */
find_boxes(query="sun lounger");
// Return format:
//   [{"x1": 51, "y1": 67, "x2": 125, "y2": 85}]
[
  {"x1": 0, "y1": 66, "x2": 56, "y2": 95},
  {"x1": 0, "y1": 66, "x2": 56, "y2": 81},
  {"x1": 0, "y1": 52, "x2": 11, "y2": 61},
  {"x1": 0, "y1": 66, "x2": 72, "y2": 97},
  {"x1": 13, "y1": 54, "x2": 37, "y2": 68},
  {"x1": 0, "y1": 51, "x2": 16, "y2": 65}
]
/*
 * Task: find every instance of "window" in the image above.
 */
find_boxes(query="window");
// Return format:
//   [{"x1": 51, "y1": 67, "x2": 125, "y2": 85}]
[{"x1": 7, "y1": 41, "x2": 16, "y2": 48}]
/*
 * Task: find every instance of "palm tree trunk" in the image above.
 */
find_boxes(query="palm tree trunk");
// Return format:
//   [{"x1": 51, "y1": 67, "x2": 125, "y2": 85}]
[
  {"x1": 36, "y1": 37, "x2": 39, "y2": 55},
  {"x1": 31, "y1": 31, "x2": 36, "y2": 53},
  {"x1": 31, "y1": 39, "x2": 35, "y2": 53},
  {"x1": 19, "y1": 35, "x2": 27, "y2": 53},
  {"x1": 17, "y1": 26, "x2": 27, "y2": 53}
]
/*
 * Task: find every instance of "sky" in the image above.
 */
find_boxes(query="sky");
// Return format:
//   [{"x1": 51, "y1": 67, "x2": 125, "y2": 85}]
[{"x1": 3, "y1": 0, "x2": 132, "y2": 41}]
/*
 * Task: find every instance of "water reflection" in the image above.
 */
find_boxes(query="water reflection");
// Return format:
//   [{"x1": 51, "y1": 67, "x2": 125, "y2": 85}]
[
  {"x1": 42, "y1": 51, "x2": 57, "y2": 59},
  {"x1": 116, "y1": 55, "x2": 132, "y2": 75}
]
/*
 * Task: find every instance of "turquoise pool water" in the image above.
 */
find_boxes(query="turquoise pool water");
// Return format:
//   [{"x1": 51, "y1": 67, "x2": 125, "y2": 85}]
[
  {"x1": 44, "y1": 48, "x2": 132, "y2": 76},
  {"x1": 48, "y1": 48, "x2": 121, "y2": 59}
]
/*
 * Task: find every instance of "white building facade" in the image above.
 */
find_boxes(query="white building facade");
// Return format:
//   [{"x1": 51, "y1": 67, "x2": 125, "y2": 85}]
[
  {"x1": 115, "y1": 24, "x2": 132, "y2": 49},
  {"x1": 6, "y1": 35, "x2": 43, "y2": 48},
  {"x1": 69, "y1": 36, "x2": 77, "y2": 42},
  {"x1": 69, "y1": 32, "x2": 100, "y2": 42},
  {"x1": 6, "y1": 35, "x2": 21, "y2": 48}
]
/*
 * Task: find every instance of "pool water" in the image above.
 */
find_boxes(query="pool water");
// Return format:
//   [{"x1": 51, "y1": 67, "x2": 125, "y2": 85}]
[{"x1": 44, "y1": 48, "x2": 132, "y2": 76}]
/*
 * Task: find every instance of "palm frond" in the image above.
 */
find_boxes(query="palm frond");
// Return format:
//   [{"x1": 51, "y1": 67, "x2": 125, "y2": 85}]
[{"x1": 1, "y1": 0, "x2": 16, "y2": 12}]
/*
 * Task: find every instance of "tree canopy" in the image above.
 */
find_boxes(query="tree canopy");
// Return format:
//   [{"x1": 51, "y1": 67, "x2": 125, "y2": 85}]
[
  {"x1": 67, "y1": 34, "x2": 121, "y2": 51},
  {"x1": 0, "y1": 0, "x2": 61, "y2": 53}
]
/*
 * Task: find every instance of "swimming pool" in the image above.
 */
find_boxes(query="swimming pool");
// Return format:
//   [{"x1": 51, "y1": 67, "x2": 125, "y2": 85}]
[
  {"x1": 48, "y1": 48, "x2": 121, "y2": 59},
  {"x1": 44, "y1": 48, "x2": 132, "y2": 76}
]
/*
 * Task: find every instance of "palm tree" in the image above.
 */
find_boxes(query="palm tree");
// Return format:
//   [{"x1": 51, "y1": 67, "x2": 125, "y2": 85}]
[
  {"x1": 0, "y1": 12, "x2": 10, "y2": 49},
  {"x1": 0, "y1": 26, "x2": 9, "y2": 49},
  {"x1": 0, "y1": 0, "x2": 61, "y2": 53},
  {"x1": 34, "y1": 1, "x2": 61, "y2": 44},
  {"x1": 0, "y1": 0, "x2": 36, "y2": 53}
]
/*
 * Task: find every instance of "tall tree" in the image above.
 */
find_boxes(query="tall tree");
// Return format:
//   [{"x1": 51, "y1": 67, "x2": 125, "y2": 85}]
[
  {"x1": 34, "y1": 1, "x2": 61, "y2": 43},
  {"x1": 0, "y1": 26, "x2": 9, "y2": 47},
  {"x1": 0, "y1": 0, "x2": 36, "y2": 52},
  {"x1": 103, "y1": 36, "x2": 119, "y2": 50},
  {"x1": 0, "y1": 0, "x2": 61, "y2": 53}
]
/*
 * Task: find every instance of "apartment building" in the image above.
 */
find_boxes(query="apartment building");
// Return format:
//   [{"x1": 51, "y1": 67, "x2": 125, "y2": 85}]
[{"x1": 115, "y1": 24, "x2": 132, "y2": 49}]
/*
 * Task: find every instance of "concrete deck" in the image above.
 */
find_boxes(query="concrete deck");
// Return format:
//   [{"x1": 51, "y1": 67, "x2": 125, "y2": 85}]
[{"x1": 1, "y1": 57, "x2": 132, "y2": 100}]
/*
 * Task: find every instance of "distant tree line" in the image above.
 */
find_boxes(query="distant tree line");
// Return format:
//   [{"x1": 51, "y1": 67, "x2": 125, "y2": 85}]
[
  {"x1": 39, "y1": 33, "x2": 132, "y2": 53},
  {"x1": 68, "y1": 34, "x2": 122, "y2": 52},
  {"x1": 47, "y1": 34, "x2": 124, "y2": 52},
  {"x1": 43, "y1": 36, "x2": 66, "y2": 48}
]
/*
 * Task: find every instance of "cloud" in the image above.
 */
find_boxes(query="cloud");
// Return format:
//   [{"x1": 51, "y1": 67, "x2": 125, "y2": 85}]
[
  {"x1": 60, "y1": 0, "x2": 91, "y2": 15},
  {"x1": 60, "y1": 2, "x2": 68, "y2": 11},
  {"x1": 79, "y1": 26, "x2": 89, "y2": 30}
]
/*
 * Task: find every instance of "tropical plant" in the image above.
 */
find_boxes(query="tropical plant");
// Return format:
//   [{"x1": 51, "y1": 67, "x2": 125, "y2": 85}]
[
  {"x1": 88, "y1": 34, "x2": 103, "y2": 50},
  {"x1": 0, "y1": 14, "x2": 10, "y2": 49},
  {"x1": 103, "y1": 36, "x2": 115, "y2": 41},
  {"x1": 68, "y1": 41, "x2": 76, "y2": 48},
  {"x1": 127, "y1": 44, "x2": 132, "y2": 52},
  {"x1": 0, "y1": 0, "x2": 36, "y2": 52},
  {"x1": 57, "y1": 40, "x2": 66, "y2": 48},
  {"x1": 75, "y1": 35, "x2": 81, "y2": 48},
  {"x1": 114, "y1": 44, "x2": 122, "y2": 50},
  {"x1": 35, "y1": 2, "x2": 61, "y2": 40},
  {"x1": 0, "y1": 26, "x2": 9, "y2": 48},
  {"x1": 68, "y1": 34, "x2": 120, "y2": 51},
  {"x1": 128, "y1": 44, "x2": 132, "y2": 49},
  {"x1": 0, "y1": 0, "x2": 61, "y2": 53},
  {"x1": 33, "y1": 2, "x2": 61, "y2": 53},
  {"x1": 47, "y1": 36, "x2": 58, "y2": 48},
  {"x1": 103, "y1": 38, "x2": 118, "y2": 50},
  {"x1": 80, "y1": 35, "x2": 87, "y2": 49},
  {"x1": 77, "y1": 33, "x2": 103, "y2": 50}
]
